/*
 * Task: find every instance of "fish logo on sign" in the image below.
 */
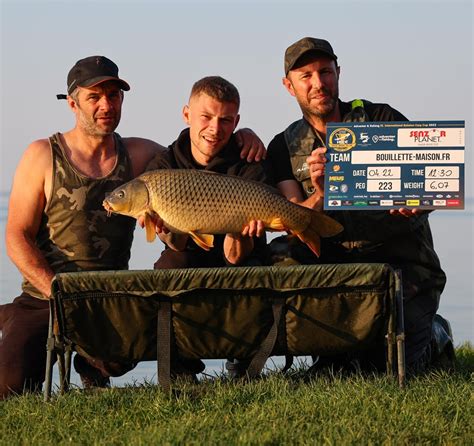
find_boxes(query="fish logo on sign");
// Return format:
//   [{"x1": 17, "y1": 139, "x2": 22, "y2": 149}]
[{"x1": 329, "y1": 128, "x2": 356, "y2": 152}]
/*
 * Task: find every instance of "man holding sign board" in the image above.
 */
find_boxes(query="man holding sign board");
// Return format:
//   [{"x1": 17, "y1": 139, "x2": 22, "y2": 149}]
[{"x1": 266, "y1": 37, "x2": 454, "y2": 374}]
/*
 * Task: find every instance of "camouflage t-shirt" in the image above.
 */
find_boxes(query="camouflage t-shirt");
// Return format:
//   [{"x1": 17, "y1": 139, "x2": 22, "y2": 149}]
[{"x1": 22, "y1": 133, "x2": 136, "y2": 299}]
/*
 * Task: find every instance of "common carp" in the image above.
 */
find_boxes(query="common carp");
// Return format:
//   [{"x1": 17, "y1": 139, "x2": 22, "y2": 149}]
[{"x1": 103, "y1": 169, "x2": 343, "y2": 256}]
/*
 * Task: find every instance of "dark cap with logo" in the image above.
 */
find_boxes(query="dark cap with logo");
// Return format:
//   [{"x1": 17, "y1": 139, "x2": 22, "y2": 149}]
[
  {"x1": 284, "y1": 37, "x2": 337, "y2": 75},
  {"x1": 57, "y1": 55, "x2": 130, "y2": 99}
]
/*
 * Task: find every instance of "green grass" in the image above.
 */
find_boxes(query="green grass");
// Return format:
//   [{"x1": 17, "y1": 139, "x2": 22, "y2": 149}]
[{"x1": 1, "y1": 344, "x2": 473, "y2": 445}]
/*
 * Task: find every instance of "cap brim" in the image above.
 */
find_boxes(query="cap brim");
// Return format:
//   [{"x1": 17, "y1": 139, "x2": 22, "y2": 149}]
[
  {"x1": 80, "y1": 76, "x2": 130, "y2": 91},
  {"x1": 286, "y1": 49, "x2": 337, "y2": 74}
]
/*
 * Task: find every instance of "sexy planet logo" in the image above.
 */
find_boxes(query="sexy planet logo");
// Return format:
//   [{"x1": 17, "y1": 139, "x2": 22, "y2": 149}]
[{"x1": 329, "y1": 128, "x2": 356, "y2": 152}]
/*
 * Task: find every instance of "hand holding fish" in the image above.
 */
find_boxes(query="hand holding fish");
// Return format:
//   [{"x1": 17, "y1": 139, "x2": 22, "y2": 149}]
[{"x1": 241, "y1": 219, "x2": 265, "y2": 238}]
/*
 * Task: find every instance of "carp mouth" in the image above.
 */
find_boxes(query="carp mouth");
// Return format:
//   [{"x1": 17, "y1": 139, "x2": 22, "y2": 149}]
[{"x1": 102, "y1": 200, "x2": 114, "y2": 217}]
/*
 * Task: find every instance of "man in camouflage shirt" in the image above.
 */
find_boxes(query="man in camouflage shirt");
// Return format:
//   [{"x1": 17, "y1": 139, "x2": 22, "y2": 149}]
[
  {"x1": 266, "y1": 37, "x2": 453, "y2": 373},
  {"x1": 0, "y1": 56, "x2": 265, "y2": 399}
]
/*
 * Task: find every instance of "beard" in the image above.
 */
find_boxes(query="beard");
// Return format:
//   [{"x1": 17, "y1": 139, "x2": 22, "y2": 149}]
[
  {"x1": 299, "y1": 86, "x2": 339, "y2": 121},
  {"x1": 78, "y1": 109, "x2": 120, "y2": 137}
]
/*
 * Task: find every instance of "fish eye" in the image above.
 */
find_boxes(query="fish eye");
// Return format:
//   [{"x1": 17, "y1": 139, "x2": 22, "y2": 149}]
[{"x1": 117, "y1": 190, "x2": 125, "y2": 198}]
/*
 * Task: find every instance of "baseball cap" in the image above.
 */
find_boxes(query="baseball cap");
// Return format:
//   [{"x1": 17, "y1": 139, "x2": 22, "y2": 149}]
[
  {"x1": 57, "y1": 55, "x2": 130, "y2": 99},
  {"x1": 284, "y1": 37, "x2": 337, "y2": 75}
]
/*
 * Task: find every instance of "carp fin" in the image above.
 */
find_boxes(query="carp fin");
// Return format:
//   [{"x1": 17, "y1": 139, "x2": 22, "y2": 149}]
[
  {"x1": 189, "y1": 231, "x2": 214, "y2": 251},
  {"x1": 267, "y1": 217, "x2": 287, "y2": 232},
  {"x1": 144, "y1": 213, "x2": 157, "y2": 242}
]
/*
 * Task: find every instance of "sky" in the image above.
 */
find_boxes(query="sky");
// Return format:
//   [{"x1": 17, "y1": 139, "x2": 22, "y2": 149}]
[
  {"x1": 1, "y1": 0, "x2": 472, "y2": 191},
  {"x1": 1, "y1": 0, "x2": 473, "y2": 339}
]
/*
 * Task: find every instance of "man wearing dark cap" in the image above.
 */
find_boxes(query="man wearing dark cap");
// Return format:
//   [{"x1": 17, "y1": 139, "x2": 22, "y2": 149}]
[
  {"x1": 0, "y1": 56, "x2": 265, "y2": 399},
  {"x1": 266, "y1": 37, "x2": 454, "y2": 374}
]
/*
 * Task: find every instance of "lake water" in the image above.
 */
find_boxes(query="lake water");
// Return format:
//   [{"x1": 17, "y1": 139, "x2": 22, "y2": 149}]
[{"x1": 1, "y1": 190, "x2": 472, "y2": 387}]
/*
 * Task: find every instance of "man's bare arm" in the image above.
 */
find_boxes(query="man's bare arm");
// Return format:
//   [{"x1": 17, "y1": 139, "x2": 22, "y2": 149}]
[
  {"x1": 123, "y1": 137, "x2": 168, "y2": 177},
  {"x1": 276, "y1": 179, "x2": 324, "y2": 211},
  {"x1": 5, "y1": 140, "x2": 55, "y2": 298},
  {"x1": 223, "y1": 219, "x2": 264, "y2": 265}
]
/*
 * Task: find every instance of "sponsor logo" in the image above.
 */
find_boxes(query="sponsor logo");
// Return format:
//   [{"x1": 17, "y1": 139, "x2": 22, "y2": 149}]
[
  {"x1": 436, "y1": 194, "x2": 444, "y2": 198},
  {"x1": 342, "y1": 200, "x2": 353, "y2": 206},
  {"x1": 329, "y1": 128, "x2": 356, "y2": 151},
  {"x1": 421, "y1": 200, "x2": 431, "y2": 206},
  {"x1": 328, "y1": 200, "x2": 341, "y2": 207},
  {"x1": 354, "y1": 201, "x2": 368, "y2": 206},
  {"x1": 393, "y1": 200, "x2": 406, "y2": 206},
  {"x1": 380, "y1": 200, "x2": 394, "y2": 206},
  {"x1": 295, "y1": 162, "x2": 309, "y2": 173},
  {"x1": 406, "y1": 200, "x2": 420, "y2": 206},
  {"x1": 447, "y1": 199, "x2": 460, "y2": 206},
  {"x1": 433, "y1": 200, "x2": 446, "y2": 206},
  {"x1": 329, "y1": 176, "x2": 344, "y2": 182},
  {"x1": 329, "y1": 184, "x2": 339, "y2": 192},
  {"x1": 409, "y1": 129, "x2": 446, "y2": 143},
  {"x1": 332, "y1": 164, "x2": 341, "y2": 172},
  {"x1": 360, "y1": 132, "x2": 369, "y2": 143},
  {"x1": 340, "y1": 184, "x2": 349, "y2": 193},
  {"x1": 368, "y1": 200, "x2": 379, "y2": 205},
  {"x1": 372, "y1": 134, "x2": 396, "y2": 143}
]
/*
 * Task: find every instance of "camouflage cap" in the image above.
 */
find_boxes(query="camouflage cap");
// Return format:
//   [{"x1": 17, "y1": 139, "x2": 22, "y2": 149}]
[
  {"x1": 284, "y1": 37, "x2": 337, "y2": 75},
  {"x1": 60, "y1": 56, "x2": 130, "y2": 98}
]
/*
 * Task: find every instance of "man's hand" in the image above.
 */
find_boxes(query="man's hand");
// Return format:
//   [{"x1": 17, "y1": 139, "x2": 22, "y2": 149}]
[
  {"x1": 306, "y1": 147, "x2": 327, "y2": 198},
  {"x1": 223, "y1": 219, "x2": 265, "y2": 265},
  {"x1": 390, "y1": 208, "x2": 428, "y2": 218},
  {"x1": 241, "y1": 219, "x2": 265, "y2": 237},
  {"x1": 235, "y1": 128, "x2": 266, "y2": 162}
]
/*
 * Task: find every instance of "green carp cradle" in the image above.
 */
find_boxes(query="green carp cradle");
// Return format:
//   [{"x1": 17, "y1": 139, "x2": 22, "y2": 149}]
[{"x1": 103, "y1": 169, "x2": 343, "y2": 256}]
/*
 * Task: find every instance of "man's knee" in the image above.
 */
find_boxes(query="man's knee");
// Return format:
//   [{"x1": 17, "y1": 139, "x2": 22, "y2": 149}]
[
  {"x1": 0, "y1": 295, "x2": 50, "y2": 398},
  {"x1": 154, "y1": 249, "x2": 191, "y2": 269}
]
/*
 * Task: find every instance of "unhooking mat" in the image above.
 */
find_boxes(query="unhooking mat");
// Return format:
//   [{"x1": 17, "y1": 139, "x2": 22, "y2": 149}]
[{"x1": 50, "y1": 264, "x2": 398, "y2": 365}]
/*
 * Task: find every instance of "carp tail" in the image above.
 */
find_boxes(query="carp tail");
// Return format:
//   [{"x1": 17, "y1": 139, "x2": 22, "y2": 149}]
[
  {"x1": 292, "y1": 228, "x2": 321, "y2": 257},
  {"x1": 308, "y1": 210, "x2": 344, "y2": 238},
  {"x1": 292, "y1": 211, "x2": 343, "y2": 257}
]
